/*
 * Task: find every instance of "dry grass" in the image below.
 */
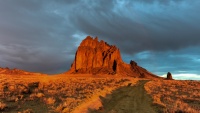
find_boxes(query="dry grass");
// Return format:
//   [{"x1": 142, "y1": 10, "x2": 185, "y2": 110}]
[
  {"x1": 0, "y1": 74, "x2": 137, "y2": 113},
  {"x1": 2, "y1": 73, "x2": 199, "y2": 112},
  {"x1": 145, "y1": 80, "x2": 200, "y2": 113}
]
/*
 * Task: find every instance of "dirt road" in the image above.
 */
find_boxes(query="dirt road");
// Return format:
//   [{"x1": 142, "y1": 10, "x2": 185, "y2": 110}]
[{"x1": 89, "y1": 80, "x2": 156, "y2": 113}]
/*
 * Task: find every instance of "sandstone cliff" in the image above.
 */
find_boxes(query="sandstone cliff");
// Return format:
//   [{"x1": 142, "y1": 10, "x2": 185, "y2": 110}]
[{"x1": 67, "y1": 36, "x2": 159, "y2": 78}]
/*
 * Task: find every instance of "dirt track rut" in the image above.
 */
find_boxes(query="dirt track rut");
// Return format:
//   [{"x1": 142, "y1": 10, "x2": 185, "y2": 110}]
[{"x1": 90, "y1": 80, "x2": 156, "y2": 113}]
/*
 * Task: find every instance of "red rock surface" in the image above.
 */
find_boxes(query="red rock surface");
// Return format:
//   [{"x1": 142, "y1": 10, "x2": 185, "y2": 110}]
[{"x1": 67, "y1": 36, "x2": 160, "y2": 78}]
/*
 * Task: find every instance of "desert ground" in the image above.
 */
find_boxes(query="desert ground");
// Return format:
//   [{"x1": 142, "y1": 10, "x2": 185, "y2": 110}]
[{"x1": 0, "y1": 74, "x2": 199, "y2": 113}]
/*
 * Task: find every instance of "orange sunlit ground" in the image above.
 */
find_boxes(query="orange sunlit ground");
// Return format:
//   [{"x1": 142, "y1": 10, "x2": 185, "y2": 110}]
[
  {"x1": 145, "y1": 80, "x2": 200, "y2": 112},
  {"x1": 0, "y1": 74, "x2": 200, "y2": 113}
]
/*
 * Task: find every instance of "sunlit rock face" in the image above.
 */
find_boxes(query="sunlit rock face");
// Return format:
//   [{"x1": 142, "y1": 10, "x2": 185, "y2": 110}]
[
  {"x1": 67, "y1": 36, "x2": 122, "y2": 74},
  {"x1": 67, "y1": 36, "x2": 160, "y2": 78}
]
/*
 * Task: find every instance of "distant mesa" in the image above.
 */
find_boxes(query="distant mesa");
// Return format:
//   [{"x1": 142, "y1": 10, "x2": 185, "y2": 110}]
[{"x1": 66, "y1": 36, "x2": 160, "y2": 79}]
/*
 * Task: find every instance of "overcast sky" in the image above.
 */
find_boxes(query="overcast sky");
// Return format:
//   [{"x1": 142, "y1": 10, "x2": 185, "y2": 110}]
[{"x1": 0, "y1": 0, "x2": 200, "y2": 80}]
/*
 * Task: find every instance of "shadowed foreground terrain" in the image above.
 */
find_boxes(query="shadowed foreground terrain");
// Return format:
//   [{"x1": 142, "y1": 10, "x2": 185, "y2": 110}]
[{"x1": 89, "y1": 80, "x2": 157, "y2": 113}]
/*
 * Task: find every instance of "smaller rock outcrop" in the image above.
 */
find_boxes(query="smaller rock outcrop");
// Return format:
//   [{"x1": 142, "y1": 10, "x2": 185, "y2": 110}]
[
  {"x1": 130, "y1": 60, "x2": 137, "y2": 67},
  {"x1": 166, "y1": 72, "x2": 173, "y2": 80}
]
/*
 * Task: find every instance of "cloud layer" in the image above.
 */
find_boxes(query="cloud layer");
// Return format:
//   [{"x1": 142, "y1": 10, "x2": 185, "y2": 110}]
[{"x1": 0, "y1": 0, "x2": 200, "y2": 79}]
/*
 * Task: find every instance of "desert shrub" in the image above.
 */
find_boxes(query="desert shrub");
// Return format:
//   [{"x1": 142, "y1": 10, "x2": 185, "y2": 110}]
[
  {"x1": 164, "y1": 100, "x2": 198, "y2": 113},
  {"x1": 0, "y1": 102, "x2": 7, "y2": 110},
  {"x1": 19, "y1": 109, "x2": 33, "y2": 113},
  {"x1": 44, "y1": 97, "x2": 56, "y2": 105}
]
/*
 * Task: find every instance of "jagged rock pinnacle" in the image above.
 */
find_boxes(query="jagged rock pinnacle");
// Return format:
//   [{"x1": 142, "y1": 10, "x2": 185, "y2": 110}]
[{"x1": 67, "y1": 36, "x2": 160, "y2": 78}]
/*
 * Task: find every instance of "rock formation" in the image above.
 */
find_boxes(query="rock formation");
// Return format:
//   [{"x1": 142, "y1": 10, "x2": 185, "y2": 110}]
[
  {"x1": 166, "y1": 72, "x2": 173, "y2": 80},
  {"x1": 67, "y1": 36, "x2": 160, "y2": 78}
]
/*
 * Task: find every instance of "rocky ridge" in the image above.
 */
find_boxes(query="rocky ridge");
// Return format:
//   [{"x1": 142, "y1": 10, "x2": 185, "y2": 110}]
[{"x1": 0, "y1": 67, "x2": 41, "y2": 75}]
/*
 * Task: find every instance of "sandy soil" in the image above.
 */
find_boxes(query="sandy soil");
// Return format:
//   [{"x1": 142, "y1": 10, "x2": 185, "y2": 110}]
[{"x1": 89, "y1": 80, "x2": 157, "y2": 113}]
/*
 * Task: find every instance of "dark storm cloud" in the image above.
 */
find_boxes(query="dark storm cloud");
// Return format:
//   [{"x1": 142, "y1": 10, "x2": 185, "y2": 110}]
[
  {"x1": 0, "y1": 0, "x2": 200, "y2": 77},
  {"x1": 0, "y1": 43, "x2": 71, "y2": 74},
  {"x1": 0, "y1": 0, "x2": 78, "y2": 73},
  {"x1": 69, "y1": 0, "x2": 200, "y2": 54}
]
